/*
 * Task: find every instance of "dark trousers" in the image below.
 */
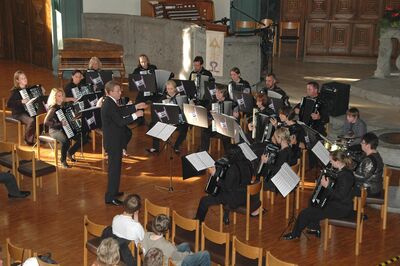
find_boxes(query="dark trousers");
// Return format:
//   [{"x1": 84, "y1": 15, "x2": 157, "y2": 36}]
[
  {"x1": 195, "y1": 195, "x2": 224, "y2": 222},
  {"x1": 0, "y1": 172, "x2": 21, "y2": 196},
  {"x1": 49, "y1": 129, "x2": 70, "y2": 162},
  {"x1": 70, "y1": 131, "x2": 89, "y2": 155},
  {"x1": 199, "y1": 127, "x2": 231, "y2": 153},
  {"x1": 12, "y1": 113, "x2": 35, "y2": 144},
  {"x1": 292, "y1": 205, "x2": 353, "y2": 237},
  {"x1": 123, "y1": 126, "x2": 132, "y2": 150},
  {"x1": 152, "y1": 123, "x2": 188, "y2": 151},
  {"x1": 105, "y1": 146, "x2": 122, "y2": 202}
]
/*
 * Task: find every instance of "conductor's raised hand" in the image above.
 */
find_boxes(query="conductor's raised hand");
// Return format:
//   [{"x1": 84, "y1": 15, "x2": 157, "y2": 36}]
[
  {"x1": 135, "y1": 110, "x2": 144, "y2": 117},
  {"x1": 135, "y1": 102, "x2": 147, "y2": 110}
]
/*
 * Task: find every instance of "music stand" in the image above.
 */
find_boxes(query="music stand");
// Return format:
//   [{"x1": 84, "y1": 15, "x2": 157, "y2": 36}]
[
  {"x1": 297, "y1": 121, "x2": 321, "y2": 150},
  {"x1": 152, "y1": 103, "x2": 180, "y2": 125},
  {"x1": 27, "y1": 96, "x2": 48, "y2": 117},
  {"x1": 181, "y1": 151, "x2": 215, "y2": 179},
  {"x1": 128, "y1": 73, "x2": 157, "y2": 97},
  {"x1": 270, "y1": 163, "x2": 301, "y2": 238},
  {"x1": 311, "y1": 141, "x2": 330, "y2": 167},
  {"x1": 182, "y1": 104, "x2": 208, "y2": 128},
  {"x1": 267, "y1": 90, "x2": 284, "y2": 112},
  {"x1": 232, "y1": 91, "x2": 254, "y2": 114},
  {"x1": 210, "y1": 112, "x2": 236, "y2": 138},
  {"x1": 173, "y1": 79, "x2": 197, "y2": 99},
  {"x1": 73, "y1": 92, "x2": 103, "y2": 113},
  {"x1": 86, "y1": 70, "x2": 112, "y2": 92},
  {"x1": 203, "y1": 80, "x2": 217, "y2": 101},
  {"x1": 155, "y1": 69, "x2": 172, "y2": 94},
  {"x1": 78, "y1": 106, "x2": 102, "y2": 164},
  {"x1": 146, "y1": 122, "x2": 178, "y2": 191}
]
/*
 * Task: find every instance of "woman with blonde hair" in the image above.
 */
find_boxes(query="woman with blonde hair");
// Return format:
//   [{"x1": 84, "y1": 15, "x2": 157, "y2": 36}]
[
  {"x1": 44, "y1": 88, "x2": 82, "y2": 168},
  {"x1": 88, "y1": 57, "x2": 102, "y2": 70},
  {"x1": 92, "y1": 238, "x2": 122, "y2": 266}
]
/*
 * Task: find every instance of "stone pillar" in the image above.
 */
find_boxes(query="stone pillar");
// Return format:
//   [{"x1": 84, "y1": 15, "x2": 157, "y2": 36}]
[{"x1": 374, "y1": 28, "x2": 400, "y2": 78}]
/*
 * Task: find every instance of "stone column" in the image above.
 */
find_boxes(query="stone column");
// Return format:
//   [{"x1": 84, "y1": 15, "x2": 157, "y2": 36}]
[{"x1": 374, "y1": 28, "x2": 400, "y2": 78}]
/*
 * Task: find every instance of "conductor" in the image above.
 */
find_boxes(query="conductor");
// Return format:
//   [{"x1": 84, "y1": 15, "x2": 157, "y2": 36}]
[{"x1": 101, "y1": 80, "x2": 146, "y2": 206}]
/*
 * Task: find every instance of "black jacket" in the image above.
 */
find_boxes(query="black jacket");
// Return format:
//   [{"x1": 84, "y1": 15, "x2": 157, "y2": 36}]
[
  {"x1": 101, "y1": 96, "x2": 136, "y2": 152},
  {"x1": 325, "y1": 168, "x2": 355, "y2": 212},
  {"x1": 7, "y1": 87, "x2": 26, "y2": 116},
  {"x1": 132, "y1": 64, "x2": 157, "y2": 75},
  {"x1": 354, "y1": 152, "x2": 384, "y2": 195},
  {"x1": 188, "y1": 67, "x2": 213, "y2": 81}
]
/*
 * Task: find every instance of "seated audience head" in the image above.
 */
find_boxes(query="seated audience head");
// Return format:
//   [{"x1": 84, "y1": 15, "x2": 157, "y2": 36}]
[
  {"x1": 279, "y1": 106, "x2": 296, "y2": 122},
  {"x1": 346, "y1": 107, "x2": 360, "y2": 123},
  {"x1": 330, "y1": 150, "x2": 353, "y2": 170},
  {"x1": 123, "y1": 193, "x2": 142, "y2": 215},
  {"x1": 165, "y1": 80, "x2": 177, "y2": 97},
  {"x1": 361, "y1": 132, "x2": 379, "y2": 153},
  {"x1": 138, "y1": 54, "x2": 150, "y2": 69},
  {"x1": 255, "y1": 92, "x2": 269, "y2": 109},
  {"x1": 274, "y1": 127, "x2": 291, "y2": 145},
  {"x1": 230, "y1": 67, "x2": 241, "y2": 83},
  {"x1": 306, "y1": 81, "x2": 319, "y2": 97},
  {"x1": 215, "y1": 84, "x2": 228, "y2": 101},
  {"x1": 151, "y1": 214, "x2": 170, "y2": 236},
  {"x1": 265, "y1": 73, "x2": 277, "y2": 89},
  {"x1": 193, "y1": 56, "x2": 204, "y2": 72},
  {"x1": 88, "y1": 57, "x2": 102, "y2": 70},
  {"x1": 13, "y1": 70, "x2": 28, "y2": 88},
  {"x1": 105, "y1": 81, "x2": 122, "y2": 101},
  {"x1": 47, "y1": 88, "x2": 65, "y2": 107},
  {"x1": 71, "y1": 70, "x2": 84, "y2": 85},
  {"x1": 144, "y1": 247, "x2": 163, "y2": 266},
  {"x1": 96, "y1": 237, "x2": 120, "y2": 266}
]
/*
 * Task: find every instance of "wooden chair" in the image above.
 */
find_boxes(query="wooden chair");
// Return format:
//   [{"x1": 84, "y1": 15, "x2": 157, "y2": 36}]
[
  {"x1": 16, "y1": 146, "x2": 59, "y2": 201},
  {"x1": 144, "y1": 198, "x2": 170, "y2": 240},
  {"x1": 35, "y1": 113, "x2": 58, "y2": 163},
  {"x1": 266, "y1": 251, "x2": 297, "y2": 266},
  {"x1": 171, "y1": 210, "x2": 200, "y2": 252},
  {"x1": 231, "y1": 236, "x2": 263, "y2": 266},
  {"x1": 366, "y1": 166, "x2": 390, "y2": 230},
  {"x1": 228, "y1": 181, "x2": 263, "y2": 241},
  {"x1": 236, "y1": 20, "x2": 257, "y2": 34},
  {"x1": 201, "y1": 222, "x2": 230, "y2": 266},
  {"x1": 285, "y1": 160, "x2": 301, "y2": 219},
  {"x1": 278, "y1": 21, "x2": 301, "y2": 59},
  {"x1": 0, "y1": 141, "x2": 16, "y2": 177},
  {"x1": 32, "y1": 253, "x2": 61, "y2": 266},
  {"x1": 1, "y1": 97, "x2": 11, "y2": 140},
  {"x1": 6, "y1": 238, "x2": 33, "y2": 266},
  {"x1": 324, "y1": 187, "x2": 367, "y2": 256},
  {"x1": 83, "y1": 215, "x2": 107, "y2": 266},
  {"x1": 91, "y1": 129, "x2": 106, "y2": 171}
]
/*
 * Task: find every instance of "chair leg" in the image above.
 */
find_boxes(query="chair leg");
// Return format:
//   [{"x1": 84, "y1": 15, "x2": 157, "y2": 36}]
[
  {"x1": 355, "y1": 225, "x2": 360, "y2": 255},
  {"x1": 246, "y1": 211, "x2": 250, "y2": 241},
  {"x1": 91, "y1": 131, "x2": 96, "y2": 152},
  {"x1": 382, "y1": 204, "x2": 387, "y2": 230},
  {"x1": 32, "y1": 175, "x2": 36, "y2": 202},
  {"x1": 296, "y1": 40, "x2": 299, "y2": 59},
  {"x1": 84, "y1": 247, "x2": 88, "y2": 266},
  {"x1": 271, "y1": 192, "x2": 274, "y2": 205},
  {"x1": 323, "y1": 219, "x2": 328, "y2": 251},
  {"x1": 328, "y1": 225, "x2": 332, "y2": 239},
  {"x1": 233, "y1": 212, "x2": 237, "y2": 225},
  {"x1": 296, "y1": 186, "x2": 300, "y2": 210},
  {"x1": 285, "y1": 194, "x2": 290, "y2": 219},
  {"x1": 219, "y1": 204, "x2": 223, "y2": 232},
  {"x1": 55, "y1": 168, "x2": 59, "y2": 195}
]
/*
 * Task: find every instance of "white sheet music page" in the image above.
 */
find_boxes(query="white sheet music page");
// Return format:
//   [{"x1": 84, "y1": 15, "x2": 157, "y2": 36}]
[
  {"x1": 238, "y1": 143, "x2": 257, "y2": 161},
  {"x1": 312, "y1": 141, "x2": 330, "y2": 166},
  {"x1": 186, "y1": 151, "x2": 215, "y2": 171},
  {"x1": 271, "y1": 163, "x2": 300, "y2": 198}
]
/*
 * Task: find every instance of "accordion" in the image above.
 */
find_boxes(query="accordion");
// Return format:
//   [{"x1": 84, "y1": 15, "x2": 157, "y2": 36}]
[
  {"x1": 71, "y1": 84, "x2": 95, "y2": 99},
  {"x1": 251, "y1": 108, "x2": 276, "y2": 143},
  {"x1": 211, "y1": 101, "x2": 233, "y2": 132},
  {"x1": 311, "y1": 167, "x2": 338, "y2": 208},
  {"x1": 256, "y1": 142, "x2": 280, "y2": 177},
  {"x1": 205, "y1": 157, "x2": 230, "y2": 196},
  {"x1": 299, "y1": 97, "x2": 320, "y2": 126},
  {"x1": 19, "y1": 85, "x2": 47, "y2": 117},
  {"x1": 55, "y1": 107, "x2": 82, "y2": 139}
]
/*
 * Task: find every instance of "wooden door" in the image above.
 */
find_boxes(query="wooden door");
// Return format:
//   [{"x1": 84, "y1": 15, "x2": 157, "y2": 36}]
[{"x1": 12, "y1": 0, "x2": 32, "y2": 63}]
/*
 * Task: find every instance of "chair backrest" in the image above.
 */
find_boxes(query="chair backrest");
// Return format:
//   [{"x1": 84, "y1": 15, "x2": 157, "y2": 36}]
[
  {"x1": 144, "y1": 199, "x2": 170, "y2": 239},
  {"x1": 266, "y1": 251, "x2": 297, "y2": 266},
  {"x1": 32, "y1": 253, "x2": 61, "y2": 266},
  {"x1": 6, "y1": 238, "x2": 33, "y2": 266},
  {"x1": 171, "y1": 210, "x2": 200, "y2": 252},
  {"x1": 291, "y1": 159, "x2": 301, "y2": 176},
  {"x1": 280, "y1": 21, "x2": 300, "y2": 31},
  {"x1": 201, "y1": 222, "x2": 230, "y2": 266},
  {"x1": 257, "y1": 18, "x2": 274, "y2": 28},
  {"x1": 236, "y1": 20, "x2": 257, "y2": 30},
  {"x1": 84, "y1": 215, "x2": 107, "y2": 239},
  {"x1": 248, "y1": 181, "x2": 262, "y2": 196},
  {"x1": 232, "y1": 236, "x2": 263, "y2": 266},
  {"x1": 16, "y1": 147, "x2": 35, "y2": 173},
  {"x1": 0, "y1": 141, "x2": 14, "y2": 153}
]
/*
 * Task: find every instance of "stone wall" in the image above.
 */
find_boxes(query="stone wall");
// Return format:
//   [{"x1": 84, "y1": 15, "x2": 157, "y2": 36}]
[{"x1": 82, "y1": 14, "x2": 261, "y2": 84}]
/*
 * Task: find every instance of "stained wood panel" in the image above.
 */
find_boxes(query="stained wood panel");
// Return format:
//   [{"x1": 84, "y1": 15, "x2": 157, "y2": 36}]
[
  {"x1": 12, "y1": 0, "x2": 32, "y2": 63},
  {"x1": 351, "y1": 23, "x2": 375, "y2": 55},
  {"x1": 281, "y1": 0, "x2": 306, "y2": 21},
  {"x1": 358, "y1": 0, "x2": 382, "y2": 20},
  {"x1": 329, "y1": 23, "x2": 351, "y2": 54},
  {"x1": 332, "y1": 0, "x2": 357, "y2": 19},
  {"x1": 306, "y1": 21, "x2": 329, "y2": 54},
  {"x1": 307, "y1": 0, "x2": 331, "y2": 19}
]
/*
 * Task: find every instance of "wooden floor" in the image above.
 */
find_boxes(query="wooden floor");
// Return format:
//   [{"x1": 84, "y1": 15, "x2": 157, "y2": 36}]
[{"x1": 0, "y1": 59, "x2": 399, "y2": 266}]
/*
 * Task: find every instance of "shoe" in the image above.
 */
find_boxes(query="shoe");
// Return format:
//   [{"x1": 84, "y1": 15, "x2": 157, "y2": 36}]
[
  {"x1": 146, "y1": 148, "x2": 159, "y2": 153},
  {"x1": 116, "y1": 191, "x2": 124, "y2": 197},
  {"x1": 123, "y1": 149, "x2": 129, "y2": 157},
  {"x1": 106, "y1": 199, "x2": 122, "y2": 206},
  {"x1": 61, "y1": 161, "x2": 70, "y2": 168},
  {"x1": 362, "y1": 214, "x2": 368, "y2": 221},
  {"x1": 67, "y1": 153, "x2": 77, "y2": 162},
  {"x1": 282, "y1": 233, "x2": 299, "y2": 240},
  {"x1": 8, "y1": 191, "x2": 31, "y2": 198},
  {"x1": 250, "y1": 208, "x2": 267, "y2": 217},
  {"x1": 306, "y1": 229, "x2": 321, "y2": 238},
  {"x1": 174, "y1": 148, "x2": 180, "y2": 154},
  {"x1": 223, "y1": 211, "x2": 230, "y2": 225}
]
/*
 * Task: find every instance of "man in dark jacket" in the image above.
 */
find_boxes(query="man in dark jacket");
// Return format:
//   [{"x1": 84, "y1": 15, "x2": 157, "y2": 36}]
[{"x1": 101, "y1": 81, "x2": 146, "y2": 205}]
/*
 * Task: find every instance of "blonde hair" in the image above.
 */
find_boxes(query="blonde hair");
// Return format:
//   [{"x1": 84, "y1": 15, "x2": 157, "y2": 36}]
[
  {"x1": 96, "y1": 238, "x2": 120, "y2": 266},
  {"x1": 331, "y1": 150, "x2": 353, "y2": 169},
  {"x1": 274, "y1": 127, "x2": 290, "y2": 143},
  {"x1": 47, "y1": 88, "x2": 65, "y2": 108},
  {"x1": 165, "y1": 80, "x2": 177, "y2": 92},
  {"x1": 13, "y1": 70, "x2": 26, "y2": 88},
  {"x1": 88, "y1": 57, "x2": 102, "y2": 70}
]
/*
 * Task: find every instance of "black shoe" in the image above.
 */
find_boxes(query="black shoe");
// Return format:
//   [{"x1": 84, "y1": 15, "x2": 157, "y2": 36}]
[
  {"x1": 61, "y1": 161, "x2": 71, "y2": 168},
  {"x1": 146, "y1": 148, "x2": 159, "y2": 154},
  {"x1": 8, "y1": 191, "x2": 31, "y2": 198},
  {"x1": 116, "y1": 191, "x2": 124, "y2": 197},
  {"x1": 68, "y1": 152, "x2": 77, "y2": 162},
  {"x1": 362, "y1": 214, "x2": 368, "y2": 221},
  {"x1": 306, "y1": 229, "x2": 321, "y2": 238},
  {"x1": 223, "y1": 211, "x2": 230, "y2": 225},
  {"x1": 106, "y1": 199, "x2": 122, "y2": 206},
  {"x1": 282, "y1": 233, "x2": 299, "y2": 240}
]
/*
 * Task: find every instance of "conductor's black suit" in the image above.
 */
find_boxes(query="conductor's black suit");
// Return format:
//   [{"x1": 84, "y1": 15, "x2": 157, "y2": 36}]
[{"x1": 101, "y1": 96, "x2": 136, "y2": 203}]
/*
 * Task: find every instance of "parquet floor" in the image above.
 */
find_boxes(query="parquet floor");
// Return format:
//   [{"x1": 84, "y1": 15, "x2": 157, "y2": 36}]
[{"x1": 0, "y1": 59, "x2": 399, "y2": 266}]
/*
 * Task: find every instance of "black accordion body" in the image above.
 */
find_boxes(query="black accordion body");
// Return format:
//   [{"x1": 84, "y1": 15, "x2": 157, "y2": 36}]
[
  {"x1": 55, "y1": 106, "x2": 82, "y2": 139},
  {"x1": 205, "y1": 157, "x2": 230, "y2": 196},
  {"x1": 299, "y1": 96, "x2": 321, "y2": 126},
  {"x1": 19, "y1": 85, "x2": 47, "y2": 117},
  {"x1": 311, "y1": 167, "x2": 338, "y2": 208}
]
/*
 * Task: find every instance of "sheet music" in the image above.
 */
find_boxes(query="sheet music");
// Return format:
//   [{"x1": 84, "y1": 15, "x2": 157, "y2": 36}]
[
  {"x1": 271, "y1": 163, "x2": 300, "y2": 198},
  {"x1": 186, "y1": 151, "x2": 215, "y2": 171},
  {"x1": 238, "y1": 142, "x2": 257, "y2": 161},
  {"x1": 312, "y1": 141, "x2": 330, "y2": 166},
  {"x1": 146, "y1": 122, "x2": 177, "y2": 142},
  {"x1": 267, "y1": 90, "x2": 283, "y2": 99}
]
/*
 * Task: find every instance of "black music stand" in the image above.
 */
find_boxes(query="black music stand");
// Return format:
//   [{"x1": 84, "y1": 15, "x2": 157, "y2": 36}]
[
  {"x1": 73, "y1": 92, "x2": 103, "y2": 113},
  {"x1": 155, "y1": 69, "x2": 173, "y2": 94},
  {"x1": 232, "y1": 91, "x2": 254, "y2": 114},
  {"x1": 267, "y1": 90, "x2": 284, "y2": 112},
  {"x1": 79, "y1": 106, "x2": 102, "y2": 161},
  {"x1": 128, "y1": 73, "x2": 157, "y2": 97},
  {"x1": 26, "y1": 96, "x2": 48, "y2": 117},
  {"x1": 173, "y1": 79, "x2": 197, "y2": 99},
  {"x1": 297, "y1": 121, "x2": 322, "y2": 150},
  {"x1": 152, "y1": 103, "x2": 180, "y2": 125},
  {"x1": 86, "y1": 70, "x2": 112, "y2": 92},
  {"x1": 146, "y1": 122, "x2": 178, "y2": 192},
  {"x1": 182, "y1": 104, "x2": 209, "y2": 128},
  {"x1": 211, "y1": 112, "x2": 236, "y2": 138},
  {"x1": 181, "y1": 151, "x2": 215, "y2": 179}
]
